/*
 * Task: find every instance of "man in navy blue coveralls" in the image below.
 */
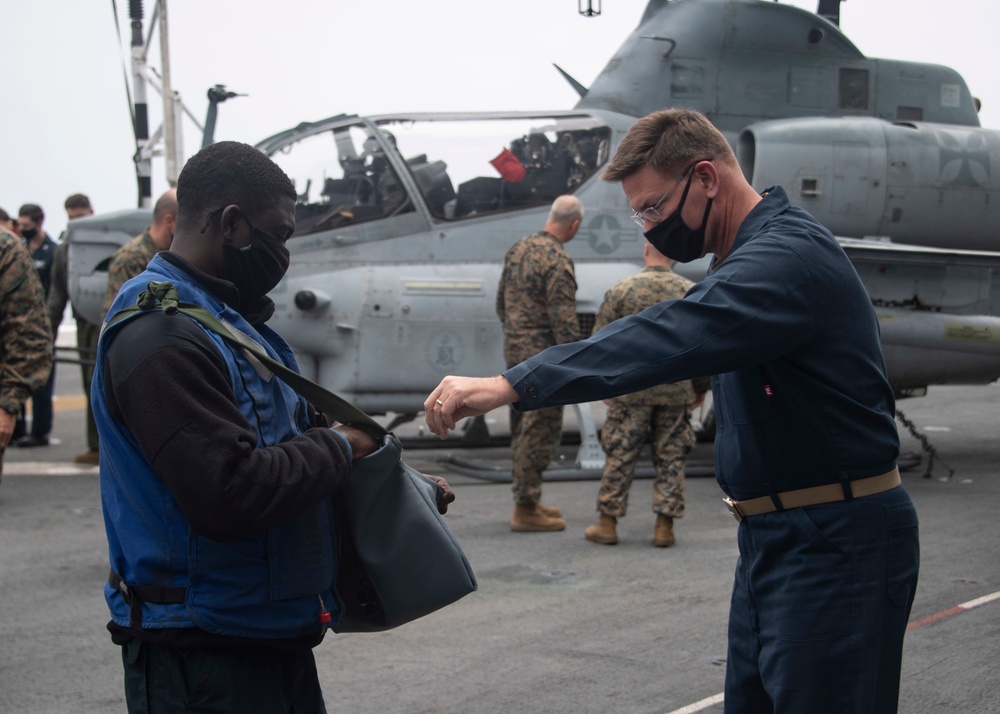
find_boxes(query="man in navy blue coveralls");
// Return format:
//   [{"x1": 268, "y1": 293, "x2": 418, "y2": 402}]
[{"x1": 424, "y1": 109, "x2": 920, "y2": 713}]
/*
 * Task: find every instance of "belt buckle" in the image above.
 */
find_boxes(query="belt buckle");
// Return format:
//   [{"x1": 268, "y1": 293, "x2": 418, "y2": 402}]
[{"x1": 723, "y1": 497, "x2": 743, "y2": 523}]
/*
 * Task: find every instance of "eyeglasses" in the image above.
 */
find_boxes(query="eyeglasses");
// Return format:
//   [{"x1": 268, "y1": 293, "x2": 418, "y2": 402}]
[{"x1": 629, "y1": 161, "x2": 702, "y2": 228}]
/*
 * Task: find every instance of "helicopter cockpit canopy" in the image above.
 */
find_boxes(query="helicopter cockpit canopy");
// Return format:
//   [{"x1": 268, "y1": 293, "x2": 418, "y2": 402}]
[{"x1": 265, "y1": 114, "x2": 611, "y2": 237}]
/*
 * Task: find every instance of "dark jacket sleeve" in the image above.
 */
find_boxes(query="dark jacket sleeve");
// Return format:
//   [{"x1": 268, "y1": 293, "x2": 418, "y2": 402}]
[
  {"x1": 47, "y1": 241, "x2": 69, "y2": 333},
  {"x1": 103, "y1": 311, "x2": 354, "y2": 541},
  {"x1": 505, "y1": 238, "x2": 815, "y2": 410}
]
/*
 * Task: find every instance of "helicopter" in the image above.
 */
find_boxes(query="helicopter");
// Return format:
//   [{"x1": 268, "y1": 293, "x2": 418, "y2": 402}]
[{"x1": 65, "y1": 0, "x2": 1000, "y2": 455}]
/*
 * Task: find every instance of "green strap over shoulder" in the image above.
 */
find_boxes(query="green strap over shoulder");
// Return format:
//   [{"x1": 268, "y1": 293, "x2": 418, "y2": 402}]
[{"x1": 108, "y1": 281, "x2": 388, "y2": 440}]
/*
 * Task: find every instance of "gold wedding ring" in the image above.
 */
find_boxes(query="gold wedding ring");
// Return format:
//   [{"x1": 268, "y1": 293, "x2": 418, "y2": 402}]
[{"x1": 435, "y1": 399, "x2": 444, "y2": 406}]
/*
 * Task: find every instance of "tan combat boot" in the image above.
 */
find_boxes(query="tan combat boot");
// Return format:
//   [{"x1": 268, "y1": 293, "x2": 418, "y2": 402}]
[
  {"x1": 584, "y1": 514, "x2": 618, "y2": 545},
  {"x1": 74, "y1": 449, "x2": 100, "y2": 466},
  {"x1": 654, "y1": 514, "x2": 675, "y2": 547},
  {"x1": 511, "y1": 504, "x2": 566, "y2": 532},
  {"x1": 537, "y1": 503, "x2": 562, "y2": 518}
]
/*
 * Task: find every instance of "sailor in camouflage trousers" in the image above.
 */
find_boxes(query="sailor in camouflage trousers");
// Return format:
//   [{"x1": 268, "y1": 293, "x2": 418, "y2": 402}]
[
  {"x1": 0, "y1": 226, "x2": 54, "y2": 482},
  {"x1": 101, "y1": 189, "x2": 177, "y2": 322},
  {"x1": 586, "y1": 241, "x2": 709, "y2": 546},
  {"x1": 496, "y1": 195, "x2": 584, "y2": 531}
]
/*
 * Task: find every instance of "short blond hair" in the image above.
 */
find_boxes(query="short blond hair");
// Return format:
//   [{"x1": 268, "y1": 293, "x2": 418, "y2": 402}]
[{"x1": 603, "y1": 109, "x2": 735, "y2": 182}]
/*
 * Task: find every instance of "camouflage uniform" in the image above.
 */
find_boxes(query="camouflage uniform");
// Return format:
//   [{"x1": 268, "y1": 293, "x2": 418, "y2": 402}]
[
  {"x1": 49, "y1": 240, "x2": 103, "y2": 452},
  {"x1": 496, "y1": 230, "x2": 579, "y2": 506},
  {"x1": 16, "y1": 232, "x2": 58, "y2": 441},
  {"x1": 102, "y1": 229, "x2": 159, "y2": 322},
  {"x1": 0, "y1": 228, "x2": 54, "y2": 479},
  {"x1": 592, "y1": 265, "x2": 709, "y2": 518}
]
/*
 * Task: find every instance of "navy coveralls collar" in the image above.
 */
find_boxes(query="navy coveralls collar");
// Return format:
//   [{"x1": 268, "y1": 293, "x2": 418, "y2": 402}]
[{"x1": 710, "y1": 186, "x2": 787, "y2": 272}]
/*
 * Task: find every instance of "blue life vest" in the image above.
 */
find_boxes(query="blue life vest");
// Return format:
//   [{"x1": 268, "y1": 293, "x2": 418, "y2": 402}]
[{"x1": 94, "y1": 255, "x2": 339, "y2": 638}]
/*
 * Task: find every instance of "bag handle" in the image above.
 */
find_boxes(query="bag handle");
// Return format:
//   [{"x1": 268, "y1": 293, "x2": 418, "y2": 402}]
[{"x1": 107, "y1": 281, "x2": 389, "y2": 440}]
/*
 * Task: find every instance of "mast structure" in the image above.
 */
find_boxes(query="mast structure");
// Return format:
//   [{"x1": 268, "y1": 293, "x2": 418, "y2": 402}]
[{"x1": 127, "y1": 0, "x2": 201, "y2": 206}]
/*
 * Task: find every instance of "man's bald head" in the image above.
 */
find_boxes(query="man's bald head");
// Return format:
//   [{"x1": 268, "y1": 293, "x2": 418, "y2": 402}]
[
  {"x1": 545, "y1": 195, "x2": 585, "y2": 244},
  {"x1": 153, "y1": 189, "x2": 178, "y2": 224},
  {"x1": 150, "y1": 189, "x2": 178, "y2": 250}
]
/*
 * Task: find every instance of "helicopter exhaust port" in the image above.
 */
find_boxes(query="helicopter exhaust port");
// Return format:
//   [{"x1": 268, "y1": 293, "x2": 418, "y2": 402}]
[{"x1": 294, "y1": 289, "x2": 331, "y2": 312}]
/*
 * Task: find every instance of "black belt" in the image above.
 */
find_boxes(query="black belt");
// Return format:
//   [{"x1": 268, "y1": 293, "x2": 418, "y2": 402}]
[
  {"x1": 108, "y1": 570, "x2": 187, "y2": 629},
  {"x1": 723, "y1": 468, "x2": 901, "y2": 523}
]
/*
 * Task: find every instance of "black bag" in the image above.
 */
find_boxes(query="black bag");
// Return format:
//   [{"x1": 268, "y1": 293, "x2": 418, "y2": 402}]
[
  {"x1": 334, "y1": 433, "x2": 477, "y2": 632},
  {"x1": 109, "y1": 283, "x2": 477, "y2": 632}
]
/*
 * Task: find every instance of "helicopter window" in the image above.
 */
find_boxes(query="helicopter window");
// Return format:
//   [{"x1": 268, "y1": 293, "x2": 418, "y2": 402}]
[
  {"x1": 266, "y1": 123, "x2": 414, "y2": 237},
  {"x1": 897, "y1": 106, "x2": 923, "y2": 121},
  {"x1": 838, "y1": 68, "x2": 869, "y2": 111},
  {"x1": 374, "y1": 115, "x2": 611, "y2": 221}
]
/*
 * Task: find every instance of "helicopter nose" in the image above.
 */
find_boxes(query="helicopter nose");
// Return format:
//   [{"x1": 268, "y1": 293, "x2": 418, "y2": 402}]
[{"x1": 294, "y1": 289, "x2": 331, "y2": 311}]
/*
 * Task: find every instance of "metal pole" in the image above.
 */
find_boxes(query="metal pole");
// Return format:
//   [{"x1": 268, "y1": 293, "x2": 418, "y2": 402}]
[
  {"x1": 157, "y1": 0, "x2": 181, "y2": 186},
  {"x1": 129, "y1": 0, "x2": 152, "y2": 207}
]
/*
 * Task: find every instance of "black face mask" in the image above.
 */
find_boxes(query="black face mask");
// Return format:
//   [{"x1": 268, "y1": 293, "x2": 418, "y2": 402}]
[
  {"x1": 643, "y1": 174, "x2": 713, "y2": 263},
  {"x1": 20, "y1": 227, "x2": 38, "y2": 240},
  {"x1": 224, "y1": 220, "x2": 290, "y2": 303}
]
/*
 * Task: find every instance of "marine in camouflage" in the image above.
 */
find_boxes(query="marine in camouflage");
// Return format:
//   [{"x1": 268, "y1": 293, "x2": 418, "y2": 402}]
[
  {"x1": 497, "y1": 230, "x2": 580, "y2": 505},
  {"x1": 0, "y1": 228, "x2": 54, "y2": 476},
  {"x1": 496, "y1": 230, "x2": 580, "y2": 365},
  {"x1": 102, "y1": 230, "x2": 158, "y2": 322},
  {"x1": 593, "y1": 265, "x2": 709, "y2": 406},
  {"x1": 593, "y1": 265, "x2": 708, "y2": 517},
  {"x1": 599, "y1": 403, "x2": 693, "y2": 517}
]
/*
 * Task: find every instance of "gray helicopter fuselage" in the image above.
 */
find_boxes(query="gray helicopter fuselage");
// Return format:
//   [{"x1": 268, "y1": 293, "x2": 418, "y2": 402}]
[
  {"x1": 581, "y1": 0, "x2": 979, "y2": 135},
  {"x1": 65, "y1": 0, "x2": 1000, "y2": 417}
]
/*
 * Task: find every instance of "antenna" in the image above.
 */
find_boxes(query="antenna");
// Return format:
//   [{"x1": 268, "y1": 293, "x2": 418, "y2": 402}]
[
  {"x1": 202, "y1": 85, "x2": 246, "y2": 149},
  {"x1": 817, "y1": 0, "x2": 842, "y2": 26},
  {"x1": 123, "y1": 0, "x2": 214, "y2": 204}
]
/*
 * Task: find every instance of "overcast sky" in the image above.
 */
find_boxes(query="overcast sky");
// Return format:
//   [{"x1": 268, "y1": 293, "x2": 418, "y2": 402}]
[{"x1": 2, "y1": 0, "x2": 995, "y2": 238}]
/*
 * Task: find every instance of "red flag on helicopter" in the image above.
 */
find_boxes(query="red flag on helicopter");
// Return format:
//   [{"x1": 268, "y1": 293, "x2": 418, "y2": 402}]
[{"x1": 490, "y1": 147, "x2": 526, "y2": 183}]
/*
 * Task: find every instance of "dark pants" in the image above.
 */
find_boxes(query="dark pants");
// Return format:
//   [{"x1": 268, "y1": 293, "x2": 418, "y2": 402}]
[
  {"x1": 16, "y1": 363, "x2": 55, "y2": 438},
  {"x1": 78, "y1": 319, "x2": 101, "y2": 450},
  {"x1": 121, "y1": 640, "x2": 327, "y2": 714},
  {"x1": 724, "y1": 486, "x2": 919, "y2": 713}
]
